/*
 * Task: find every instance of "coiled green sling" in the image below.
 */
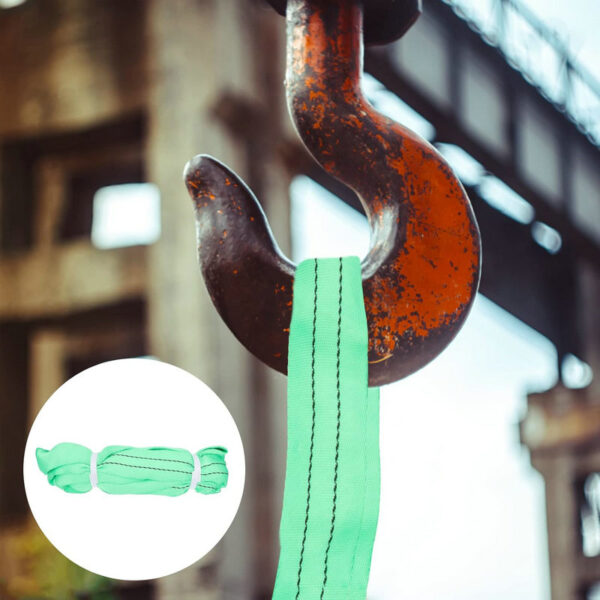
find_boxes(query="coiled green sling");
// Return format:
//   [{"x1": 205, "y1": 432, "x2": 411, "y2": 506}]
[
  {"x1": 273, "y1": 257, "x2": 381, "y2": 600},
  {"x1": 36, "y1": 444, "x2": 228, "y2": 496}
]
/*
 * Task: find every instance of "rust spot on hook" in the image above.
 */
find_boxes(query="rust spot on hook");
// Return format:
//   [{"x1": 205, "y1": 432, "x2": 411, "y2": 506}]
[{"x1": 184, "y1": 0, "x2": 480, "y2": 386}]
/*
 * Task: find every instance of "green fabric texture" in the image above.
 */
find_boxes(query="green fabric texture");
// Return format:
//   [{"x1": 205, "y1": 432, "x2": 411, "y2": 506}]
[
  {"x1": 273, "y1": 257, "x2": 381, "y2": 600},
  {"x1": 36, "y1": 443, "x2": 228, "y2": 496}
]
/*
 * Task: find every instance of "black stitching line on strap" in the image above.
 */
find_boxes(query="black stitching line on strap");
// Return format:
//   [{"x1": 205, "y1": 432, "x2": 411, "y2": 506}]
[
  {"x1": 102, "y1": 461, "x2": 192, "y2": 475},
  {"x1": 113, "y1": 453, "x2": 193, "y2": 467},
  {"x1": 296, "y1": 259, "x2": 318, "y2": 600},
  {"x1": 320, "y1": 257, "x2": 343, "y2": 599}
]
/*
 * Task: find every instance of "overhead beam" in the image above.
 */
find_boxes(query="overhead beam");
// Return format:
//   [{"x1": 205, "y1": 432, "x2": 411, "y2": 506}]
[{"x1": 0, "y1": 242, "x2": 147, "y2": 320}]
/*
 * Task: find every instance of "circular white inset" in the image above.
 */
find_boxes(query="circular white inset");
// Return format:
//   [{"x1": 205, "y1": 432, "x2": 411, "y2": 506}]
[{"x1": 23, "y1": 358, "x2": 245, "y2": 580}]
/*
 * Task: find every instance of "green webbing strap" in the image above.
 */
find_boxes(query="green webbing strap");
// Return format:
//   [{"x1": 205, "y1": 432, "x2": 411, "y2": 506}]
[
  {"x1": 273, "y1": 257, "x2": 380, "y2": 600},
  {"x1": 36, "y1": 443, "x2": 228, "y2": 496}
]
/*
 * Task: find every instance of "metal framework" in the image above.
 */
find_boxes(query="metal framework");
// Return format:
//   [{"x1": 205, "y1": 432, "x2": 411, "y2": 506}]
[{"x1": 444, "y1": 0, "x2": 600, "y2": 145}]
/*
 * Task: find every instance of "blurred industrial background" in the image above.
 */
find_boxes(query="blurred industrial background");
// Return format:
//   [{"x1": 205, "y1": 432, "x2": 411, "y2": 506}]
[{"x1": 0, "y1": 0, "x2": 599, "y2": 599}]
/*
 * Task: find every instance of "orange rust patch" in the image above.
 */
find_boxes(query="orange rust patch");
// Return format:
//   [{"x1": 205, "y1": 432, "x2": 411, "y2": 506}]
[{"x1": 365, "y1": 141, "x2": 478, "y2": 345}]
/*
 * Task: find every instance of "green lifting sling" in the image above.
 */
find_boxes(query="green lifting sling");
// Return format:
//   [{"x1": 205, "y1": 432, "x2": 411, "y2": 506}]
[
  {"x1": 36, "y1": 443, "x2": 228, "y2": 497},
  {"x1": 273, "y1": 257, "x2": 380, "y2": 600}
]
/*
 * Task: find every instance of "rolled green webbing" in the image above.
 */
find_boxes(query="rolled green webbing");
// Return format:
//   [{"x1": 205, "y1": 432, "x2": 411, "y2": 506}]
[
  {"x1": 36, "y1": 443, "x2": 228, "y2": 496},
  {"x1": 273, "y1": 257, "x2": 381, "y2": 600}
]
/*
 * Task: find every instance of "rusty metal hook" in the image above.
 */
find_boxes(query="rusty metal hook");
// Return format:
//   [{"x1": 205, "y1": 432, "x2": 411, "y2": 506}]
[{"x1": 184, "y1": 0, "x2": 481, "y2": 387}]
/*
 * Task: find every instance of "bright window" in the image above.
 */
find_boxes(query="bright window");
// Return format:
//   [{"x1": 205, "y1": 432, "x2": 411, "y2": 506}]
[{"x1": 91, "y1": 183, "x2": 161, "y2": 249}]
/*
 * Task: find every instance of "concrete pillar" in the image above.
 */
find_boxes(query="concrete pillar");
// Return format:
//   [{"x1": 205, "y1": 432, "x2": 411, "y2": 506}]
[
  {"x1": 146, "y1": 0, "x2": 286, "y2": 597},
  {"x1": 532, "y1": 452, "x2": 580, "y2": 600}
]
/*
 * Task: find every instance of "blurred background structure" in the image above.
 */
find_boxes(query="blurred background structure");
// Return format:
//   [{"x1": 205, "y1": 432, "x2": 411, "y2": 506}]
[{"x1": 0, "y1": 0, "x2": 599, "y2": 599}]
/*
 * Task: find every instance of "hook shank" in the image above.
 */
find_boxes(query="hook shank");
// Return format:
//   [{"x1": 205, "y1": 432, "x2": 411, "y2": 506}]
[{"x1": 285, "y1": 0, "x2": 481, "y2": 383}]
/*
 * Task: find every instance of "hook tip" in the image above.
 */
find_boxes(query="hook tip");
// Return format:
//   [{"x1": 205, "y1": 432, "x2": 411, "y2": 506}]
[
  {"x1": 183, "y1": 154, "x2": 238, "y2": 201},
  {"x1": 183, "y1": 153, "x2": 212, "y2": 184}
]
